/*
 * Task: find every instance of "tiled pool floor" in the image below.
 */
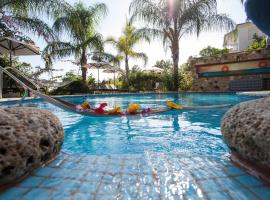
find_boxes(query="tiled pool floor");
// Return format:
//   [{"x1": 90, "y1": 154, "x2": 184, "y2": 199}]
[{"x1": 1, "y1": 152, "x2": 270, "y2": 200}]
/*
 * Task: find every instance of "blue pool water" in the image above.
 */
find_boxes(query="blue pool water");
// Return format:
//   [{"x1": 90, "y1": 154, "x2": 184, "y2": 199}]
[{"x1": 0, "y1": 93, "x2": 257, "y2": 156}]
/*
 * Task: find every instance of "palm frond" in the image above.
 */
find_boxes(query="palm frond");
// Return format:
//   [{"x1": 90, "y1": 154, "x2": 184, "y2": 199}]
[
  {"x1": 12, "y1": 16, "x2": 55, "y2": 41},
  {"x1": 131, "y1": 52, "x2": 148, "y2": 66},
  {"x1": 1, "y1": 0, "x2": 70, "y2": 18},
  {"x1": 42, "y1": 41, "x2": 77, "y2": 62}
]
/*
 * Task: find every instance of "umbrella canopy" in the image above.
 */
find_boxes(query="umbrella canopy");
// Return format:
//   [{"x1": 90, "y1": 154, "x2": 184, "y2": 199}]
[
  {"x1": 103, "y1": 67, "x2": 123, "y2": 88},
  {"x1": 86, "y1": 62, "x2": 113, "y2": 69},
  {"x1": 103, "y1": 67, "x2": 123, "y2": 73},
  {"x1": 0, "y1": 37, "x2": 40, "y2": 98},
  {"x1": 86, "y1": 62, "x2": 114, "y2": 89},
  {"x1": 0, "y1": 37, "x2": 40, "y2": 56}
]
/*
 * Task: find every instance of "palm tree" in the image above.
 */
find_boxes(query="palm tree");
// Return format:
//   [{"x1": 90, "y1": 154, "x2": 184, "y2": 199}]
[
  {"x1": 106, "y1": 19, "x2": 149, "y2": 84},
  {"x1": 43, "y1": 2, "x2": 108, "y2": 82},
  {"x1": 0, "y1": 0, "x2": 68, "y2": 41},
  {"x1": 130, "y1": 0, "x2": 235, "y2": 91}
]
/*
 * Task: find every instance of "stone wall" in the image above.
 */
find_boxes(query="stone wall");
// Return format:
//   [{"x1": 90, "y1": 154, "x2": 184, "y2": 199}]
[{"x1": 190, "y1": 49, "x2": 270, "y2": 92}]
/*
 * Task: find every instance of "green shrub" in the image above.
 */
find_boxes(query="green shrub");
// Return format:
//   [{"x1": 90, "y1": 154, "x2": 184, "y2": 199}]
[
  {"x1": 50, "y1": 81, "x2": 91, "y2": 95},
  {"x1": 199, "y1": 46, "x2": 229, "y2": 57},
  {"x1": 245, "y1": 34, "x2": 267, "y2": 51},
  {"x1": 179, "y1": 63, "x2": 194, "y2": 91}
]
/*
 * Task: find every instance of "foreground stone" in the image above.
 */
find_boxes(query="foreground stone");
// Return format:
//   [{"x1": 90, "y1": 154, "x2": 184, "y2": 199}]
[
  {"x1": 221, "y1": 97, "x2": 270, "y2": 166},
  {"x1": 0, "y1": 107, "x2": 64, "y2": 185}
]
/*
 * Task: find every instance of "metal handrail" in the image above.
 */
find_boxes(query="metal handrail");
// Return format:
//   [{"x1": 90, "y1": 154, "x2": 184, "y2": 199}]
[
  {"x1": 5, "y1": 67, "x2": 40, "y2": 91},
  {"x1": 0, "y1": 66, "x2": 38, "y2": 105}
]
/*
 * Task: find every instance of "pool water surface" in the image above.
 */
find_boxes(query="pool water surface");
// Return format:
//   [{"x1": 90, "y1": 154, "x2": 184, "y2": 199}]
[
  {"x1": 0, "y1": 93, "x2": 256, "y2": 156},
  {"x1": 1, "y1": 93, "x2": 269, "y2": 200}
]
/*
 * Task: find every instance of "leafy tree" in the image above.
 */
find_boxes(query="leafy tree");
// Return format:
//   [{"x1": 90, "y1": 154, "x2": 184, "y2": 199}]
[
  {"x1": 118, "y1": 66, "x2": 161, "y2": 91},
  {"x1": 62, "y1": 70, "x2": 82, "y2": 82},
  {"x1": 106, "y1": 19, "x2": 149, "y2": 85},
  {"x1": 199, "y1": 46, "x2": 229, "y2": 57},
  {"x1": 43, "y1": 2, "x2": 108, "y2": 82},
  {"x1": 130, "y1": 0, "x2": 234, "y2": 91},
  {"x1": 179, "y1": 63, "x2": 193, "y2": 91},
  {"x1": 153, "y1": 59, "x2": 172, "y2": 70},
  {"x1": 0, "y1": 0, "x2": 68, "y2": 41},
  {"x1": 246, "y1": 34, "x2": 267, "y2": 51}
]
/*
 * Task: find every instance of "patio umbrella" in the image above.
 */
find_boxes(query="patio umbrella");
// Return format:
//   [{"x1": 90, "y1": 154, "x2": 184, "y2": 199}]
[
  {"x1": 86, "y1": 62, "x2": 113, "y2": 89},
  {"x1": 103, "y1": 67, "x2": 123, "y2": 88},
  {"x1": 0, "y1": 37, "x2": 40, "y2": 98}
]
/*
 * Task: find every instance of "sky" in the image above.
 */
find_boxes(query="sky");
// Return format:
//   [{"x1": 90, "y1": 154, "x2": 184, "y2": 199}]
[{"x1": 19, "y1": 0, "x2": 247, "y2": 81}]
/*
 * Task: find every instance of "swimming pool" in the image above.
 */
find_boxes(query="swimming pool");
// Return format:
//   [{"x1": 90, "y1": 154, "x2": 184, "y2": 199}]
[
  {"x1": 0, "y1": 92, "x2": 257, "y2": 156},
  {"x1": 2, "y1": 93, "x2": 270, "y2": 200}
]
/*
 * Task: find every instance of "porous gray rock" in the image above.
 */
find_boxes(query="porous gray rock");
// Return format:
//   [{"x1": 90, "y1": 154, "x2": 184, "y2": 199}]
[
  {"x1": 221, "y1": 97, "x2": 270, "y2": 166},
  {"x1": 0, "y1": 107, "x2": 64, "y2": 185}
]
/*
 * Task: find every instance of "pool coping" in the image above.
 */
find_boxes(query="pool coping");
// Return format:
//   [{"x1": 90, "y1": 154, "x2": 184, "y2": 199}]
[{"x1": 0, "y1": 91, "x2": 241, "y2": 104}]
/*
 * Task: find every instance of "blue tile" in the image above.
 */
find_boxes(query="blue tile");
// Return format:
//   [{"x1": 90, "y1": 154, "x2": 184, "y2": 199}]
[
  {"x1": 20, "y1": 177, "x2": 44, "y2": 188},
  {"x1": 199, "y1": 179, "x2": 221, "y2": 193},
  {"x1": 192, "y1": 170, "x2": 214, "y2": 180},
  {"x1": 98, "y1": 184, "x2": 118, "y2": 195},
  {"x1": 51, "y1": 169, "x2": 71, "y2": 178},
  {"x1": 49, "y1": 191, "x2": 72, "y2": 200},
  {"x1": 79, "y1": 182, "x2": 97, "y2": 193},
  {"x1": 206, "y1": 191, "x2": 231, "y2": 200},
  {"x1": 0, "y1": 188, "x2": 28, "y2": 200},
  {"x1": 73, "y1": 192, "x2": 93, "y2": 200},
  {"x1": 185, "y1": 193, "x2": 205, "y2": 200},
  {"x1": 228, "y1": 188, "x2": 258, "y2": 200},
  {"x1": 216, "y1": 177, "x2": 243, "y2": 191},
  {"x1": 235, "y1": 175, "x2": 263, "y2": 187},
  {"x1": 250, "y1": 187, "x2": 270, "y2": 200},
  {"x1": 22, "y1": 189, "x2": 50, "y2": 200},
  {"x1": 224, "y1": 166, "x2": 245, "y2": 176},
  {"x1": 51, "y1": 169, "x2": 85, "y2": 179},
  {"x1": 58, "y1": 180, "x2": 81, "y2": 192},
  {"x1": 35, "y1": 167, "x2": 55, "y2": 177},
  {"x1": 82, "y1": 172, "x2": 103, "y2": 182},
  {"x1": 102, "y1": 174, "x2": 115, "y2": 184},
  {"x1": 210, "y1": 168, "x2": 227, "y2": 178},
  {"x1": 40, "y1": 178, "x2": 63, "y2": 188},
  {"x1": 184, "y1": 183, "x2": 202, "y2": 197},
  {"x1": 49, "y1": 159, "x2": 64, "y2": 168},
  {"x1": 95, "y1": 194, "x2": 116, "y2": 200},
  {"x1": 139, "y1": 174, "x2": 153, "y2": 185}
]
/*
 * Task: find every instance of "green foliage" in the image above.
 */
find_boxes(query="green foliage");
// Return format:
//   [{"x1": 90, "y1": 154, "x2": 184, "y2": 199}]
[
  {"x1": 43, "y1": 2, "x2": 107, "y2": 81},
  {"x1": 50, "y1": 80, "x2": 90, "y2": 95},
  {"x1": 87, "y1": 74, "x2": 96, "y2": 86},
  {"x1": 62, "y1": 70, "x2": 82, "y2": 82},
  {"x1": 179, "y1": 63, "x2": 194, "y2": 91},
  {"x1": 153, "y1": 60, "x2": 172, "y2": 70},
  {"x1": 0, "y1": 0, "x2": 68, "y2": 42},
  {"x1": 106, "y1": 19, "x2": 149, "y2": 82},
  {"x1": 130, "y1": 0, "x2": 235, "y2": 90},
  {"x1": 246, "y1": 34, "x2": 267, "y2": 51},
  {"x1": 199, "y1": 46, "x2": 229, "y2": 57},
  {"x1": 118, "y1": 66, "x2": 161, "y2": 91},
  {"x1": 160, "y1": 69, "x2": 174, "y2": 91}
]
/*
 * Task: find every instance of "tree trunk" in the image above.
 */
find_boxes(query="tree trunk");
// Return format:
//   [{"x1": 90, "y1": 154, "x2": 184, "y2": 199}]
[
  {"x1": 81, "y1": 50, "x2": 87, "y2": 82},
  {"x1": 171, "y1": 39, "x2": 179, "y2": 91},
  {"x1": 125, "y1": 54, "x2": 130, "y2": 87}
]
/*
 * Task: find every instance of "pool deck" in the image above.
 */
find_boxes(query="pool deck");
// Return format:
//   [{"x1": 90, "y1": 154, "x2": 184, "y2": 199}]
[
  {"x1": 237, "y1": 91, "x2": 270, "y2": 97},
  {"x1": 1, "y1": 152, "x2": 270, "y2": 200}
]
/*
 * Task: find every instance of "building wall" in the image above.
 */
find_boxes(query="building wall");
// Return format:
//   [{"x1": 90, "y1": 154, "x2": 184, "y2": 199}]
[
  {"x1": 190, "y1": 49, "x2": 270, "y2": 92},
  {"x1": 238, "y1": 23, "x2": 265, "y2": 51},
  {"x1": 224, "y1": 22, "x2": 266, "y2": 52}
]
